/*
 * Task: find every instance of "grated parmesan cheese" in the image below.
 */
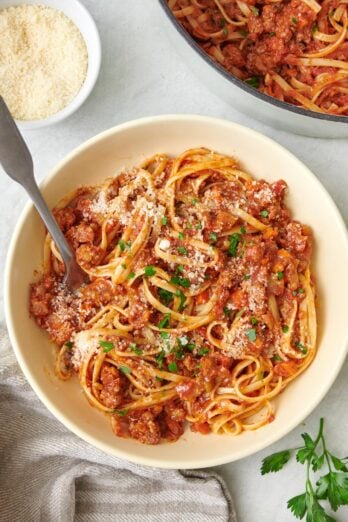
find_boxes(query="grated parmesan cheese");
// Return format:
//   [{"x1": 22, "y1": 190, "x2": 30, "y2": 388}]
[{"x1": 0, "y1": 4, "x2": 88, "y2": 120}]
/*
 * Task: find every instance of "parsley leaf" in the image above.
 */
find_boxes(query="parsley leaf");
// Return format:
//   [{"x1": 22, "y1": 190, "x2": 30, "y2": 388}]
[
  {"x1": 223, "y1": 306, "x2": 232, "y2": 317},
  {"x1": 228, "y1": 233, "x2": 241, "y2": 257},
  {"x1": 246, "y1": 328, "x2": 257, "y2": 342},
  {"x1": 112, "y1": 409, "x2": 129, "y2": 416},
  {"x1": 158, "y1": 313, "x2": 171, "y2": 329},
  {"x1": 170, "y1": 276, "x2": 190, "y2": 288},
  {"x1": 144, "y1": 265, "x2": 156, "y2": 277},
  {"x1": 260, "y1": 209, "x2": 269, "y2": 218},
  {"x1": 65, "y1": 341, "x2": 73, "y2": 350},
  {"x1": 168, "y1": 361, "x2": 178, "y2": 372},
  {"x1": 245, "y1": 76, "x2": 260, "y2": 88},
  {"x1": 161, "y1": 216, "x2": 168, "y2": 225},
  {"x1": 120, "y1": 365, "x2": 132, "y2": 374},
  {"x1": 287, "y1": 493, "x2": 307, "y2": 519},
  {"x1": 99, "y1": 340, "x2": 114, "y2": 353},
  {"x1": 158, "y1": 287, "x2": 174, "y2": 305},
  {"x1": 156, "y1": 349, "x2": 165, "y2": 368},
  {"x1": 261, "y1": 450, "x2": 291, "y2": 474},
  {"x1": 127, "y1": 272, "x2": 136, "y2": 279},
  {"x1": 177, "y1": 246, "x2": 188, "y2": 255},
  {"x1": 129, "y1": 343, "x2": 142, "y2": 356},
  {"x1": 176, "y1": 289, "x2": 186, "y2": 312},
  {"x1": 210, "y1": 232, "x2": 218, "y2": 244}
]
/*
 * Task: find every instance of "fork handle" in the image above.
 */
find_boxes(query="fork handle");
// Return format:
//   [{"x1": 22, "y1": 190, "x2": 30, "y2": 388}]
[{"x1": 25, "y1": 177, "x2": 74, "y2": 264}]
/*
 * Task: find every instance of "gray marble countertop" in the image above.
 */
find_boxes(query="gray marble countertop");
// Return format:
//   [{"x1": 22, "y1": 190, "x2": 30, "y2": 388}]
[{"x1": 0, "y1": 1, "x2": 347, "y2": 520}]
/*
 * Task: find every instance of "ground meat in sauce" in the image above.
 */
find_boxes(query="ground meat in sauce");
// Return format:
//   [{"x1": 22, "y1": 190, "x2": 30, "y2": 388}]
[{"x1": 98, "y1": 365, "x2": 126, "y2": 409}]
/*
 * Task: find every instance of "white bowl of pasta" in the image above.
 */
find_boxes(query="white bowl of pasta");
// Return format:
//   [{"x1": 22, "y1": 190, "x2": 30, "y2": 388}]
[{"x1": 5, "y1": 115, "x2": 348, "y2": 468}]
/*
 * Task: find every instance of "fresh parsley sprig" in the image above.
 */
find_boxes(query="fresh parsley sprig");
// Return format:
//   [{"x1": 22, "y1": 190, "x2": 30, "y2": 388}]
[{"x1": 261, "y1": 418, "x2": 348, "y2": 521}]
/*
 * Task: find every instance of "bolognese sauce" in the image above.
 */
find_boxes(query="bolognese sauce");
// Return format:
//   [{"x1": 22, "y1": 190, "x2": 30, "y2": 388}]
[{"x1": 30, "y1": 148, "x2": 316, "y2": 444}]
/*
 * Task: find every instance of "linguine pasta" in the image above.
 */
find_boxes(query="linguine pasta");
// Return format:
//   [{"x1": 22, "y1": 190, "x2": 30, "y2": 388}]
[{"x1": 30, "y1": 148, "x2": 317, "y2": 444}]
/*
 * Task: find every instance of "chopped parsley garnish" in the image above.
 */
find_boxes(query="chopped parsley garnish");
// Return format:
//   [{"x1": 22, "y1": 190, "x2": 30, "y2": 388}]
[
  {"x1": 245, "y1": 76, "x2": 260, "y2": 88},
  {"x1": 186, "y1": 342, "x2": 196, "y2": 352},
  {"x1": 158, "y1": 287, "x2": 174, "y2": 305},
  {"x1": 298, "y1": 288, "x2": 305, "y2": 294},
  {"x1": 187, "y1": 223, "x2": 193, "y2": 230},
  {"x1": 118, "y1": 239, "x2": 126, "y2": 252},
  {"x1": 312, "y1": 23, "x2": 318, "y2": 32},
  {"x1": 246, "y1": 328, "x2": 257, "y2": 342},
  {"x1": 282, "y1": 325, "x2": 289, "y2": 333},
  {"x1": 130, "y1": 343, "x2": 142, "y2": 355},
  {"x1": 112, "y1": 409, "x2": 129, "y2": 416},
  {"x1": 272, "y1": 354, "x2": 283, "y2": 362},
  {"x1": 176, "y1": 289, "x2": 186, "y2": 311},
  {"x1": 177, "y1": 246, "x2": 188, "y2": 255},
  {"x1": 99, "y1": 340, "x2": 114, "y2": 352},
  {"x1": 122, "y1": 263, "x2": 127, "y2": 269},
  {"x1": 156, "y1": 349, "x2": 166, "y2": 368},
  {"x1": 176, "y1": 264, "x2": 184, "y2": 273},
  {"x1": 174, "y1": 348, "x2": 184, "y2": 360},
  {"x1": 158, "y1": 313, "x2": 171, "y2": 329},
  {"x1": 198, "y1": 347, "x2": 210, "y2": 356},
  {"x1": 191, "y1": 198, "x2": 198, "y2": 205},
  {"x1": 251, "y1": 6, "x2": 259, "y2": 15},
  {"x1": 222, "y1": 27, "x2": 229, "y2": 37},
  {"x1": 239, "y1": 29, "x2": 248, "y2": 37},
  {"x1": 144, "y1": 265, "x2": 156, "y2": 277},
  {"x1": 260, "y1": 209, "x2": 269, "y2": 218},
  {"x1": 120, "y1": 365, "x2": 132, "y2": 374},
  {"x1": 269, "y1": 31, "x2": 276, "y2": 36},
  {"x1": 243, "y1": 274, "x2": 251, "y2": 280},
  {"x1": 65, "y1": 341, "x2": 73, "y2": 350},
  {"x1": 277, "y1": 271, "x2": 284, "y2": 280},
  {"x1": 160, "y1": 331, "x2": 169, "y2": 339},
  {"x1": 168, "y1": 361, "x2": 178, "y2": 372},
  {"x1": 291, "y1": 16, "x2": 298, "y2": 24},
  {"x1": 240, "y1": 226, "x2": 246, "y2": 234},
  {"x1": 161, "y1": 216, "x2": 168, "y2": 226},
  {"x1": 170, "y1": 276, "x2": 191, "y2": 288},
  {"x1": 210, "y1": 232, "x2": 218, "y2": 244},
  {"x1": 295, "y1": 341, "x2": 307, "y2": 354},
  {"x1": 127, "y1": 272, "x2": 135, "y2": 279},
  {"x1": 178, "y1": 232, "x2": 185, "y2": 240},
  {"x1": 223, "y1": 306, "x2": 232, "y2": 317},
  {"x1": 228, "y1": 233, "x2": 241, "y2": 257},
  {"x1": 219, "y1": 18, "x2": 226, "y2": 27},
  {"x1": 251, "y1": 316, "x2": 258, "y2": 325},
  {"x1": 196, "y1": 222, "x2": 203, "y2": 230}
]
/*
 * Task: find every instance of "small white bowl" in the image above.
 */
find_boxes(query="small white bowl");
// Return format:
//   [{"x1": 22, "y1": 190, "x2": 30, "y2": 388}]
[
  {"x1": 0, "y1": 0, "x2": 101, "y2": 129},
  {"x1": 5, "y1": 115, "x2": 348, "y2": 468}
]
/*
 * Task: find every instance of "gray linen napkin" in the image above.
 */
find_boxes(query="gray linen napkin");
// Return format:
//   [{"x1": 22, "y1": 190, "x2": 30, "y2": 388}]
[{"x1": 0, "y1": 327, "x2": 236, "y2": 522}]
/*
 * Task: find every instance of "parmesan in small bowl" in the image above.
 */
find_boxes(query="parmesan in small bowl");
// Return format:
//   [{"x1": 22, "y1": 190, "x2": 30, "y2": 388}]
[{"x1": 0, "y1": 0, "x2": 101, "y2": 129}]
